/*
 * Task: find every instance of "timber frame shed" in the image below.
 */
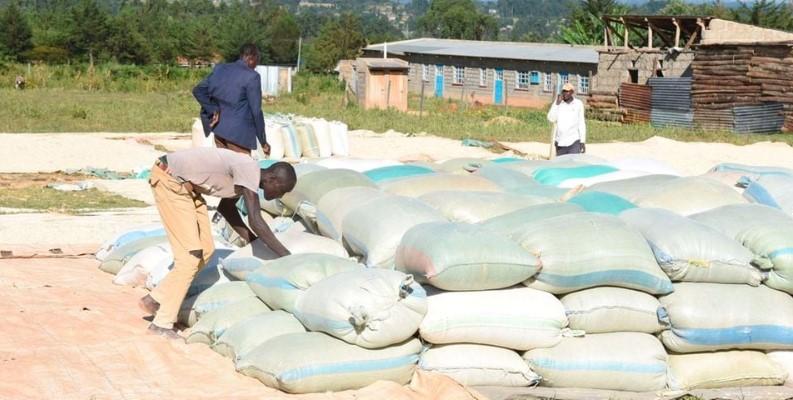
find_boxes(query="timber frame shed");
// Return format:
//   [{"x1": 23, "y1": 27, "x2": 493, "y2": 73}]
[{"x1": 601, "y1": 15, "x2": 712, "y2": 50}]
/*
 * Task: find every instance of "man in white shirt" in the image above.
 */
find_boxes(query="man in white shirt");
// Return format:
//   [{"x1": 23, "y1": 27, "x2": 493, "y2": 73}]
[{"x1": 547, "y1": 82, "x2": 587, "y2": 156}]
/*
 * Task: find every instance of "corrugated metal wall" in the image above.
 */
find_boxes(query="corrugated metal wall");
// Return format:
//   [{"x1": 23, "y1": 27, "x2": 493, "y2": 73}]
[
  {"x1": 620, "y1": 83, "x2": 651, "y2": 123},
  {"x1": 649, "y1": 77, "x2": 693, "y2": 129}
]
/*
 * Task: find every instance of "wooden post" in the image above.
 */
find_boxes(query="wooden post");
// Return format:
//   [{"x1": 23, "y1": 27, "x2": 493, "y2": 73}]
[
  {"x1": 419, "y1": 80, "x2": 425, "y2": 117},
  {"x1": 673, "y1": 18, "x2": 681, "y2": 48},
  {"x1": 622, "y1": 18, "x2": 629, "y2": 48},
  {"x1": 386, "y1": 77, "x2": 392, "y2": 109},
  {"x1": 646, "y1": 18, "x2": 653, "y2": 49}
]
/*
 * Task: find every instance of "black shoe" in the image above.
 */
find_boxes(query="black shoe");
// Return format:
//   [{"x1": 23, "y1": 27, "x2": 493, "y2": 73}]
[
  {"x1": 138, "y1": 294, "x2": 160, "y2": 315},
  {"x1": 147, "y1": 324, "x2": 182, "y2": 340}
]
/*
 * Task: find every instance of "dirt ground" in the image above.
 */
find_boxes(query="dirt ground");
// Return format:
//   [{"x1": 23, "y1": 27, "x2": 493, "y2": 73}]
[{"x1": 0, "y1": 257, "x2": 485, "y2": 400}]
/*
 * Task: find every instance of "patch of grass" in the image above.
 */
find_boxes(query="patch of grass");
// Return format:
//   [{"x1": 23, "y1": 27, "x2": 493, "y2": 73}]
[
  {"x1": 0, "y1": 187, "x2": 147, "y2": 213},
  {"x1": 0, "y1": 88, "x2": 196, "y2": 132}
]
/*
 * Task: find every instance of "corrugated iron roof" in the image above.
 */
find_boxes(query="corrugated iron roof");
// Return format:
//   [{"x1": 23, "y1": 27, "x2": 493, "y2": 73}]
[
  {"x1": 360, "y1": 58, "x2": 409, "y2": 70},
  {"x1": 365, "y1": 38, "x2": 599, "y2": 64}
]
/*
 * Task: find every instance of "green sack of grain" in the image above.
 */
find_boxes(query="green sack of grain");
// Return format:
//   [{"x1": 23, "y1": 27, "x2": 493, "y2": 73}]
[
  {"x1": 418, "y1": 191, "x2": 552, "y2": 223},
  {"x1": 212, "y1": 311, "x2": 306, "y2": 360},
  {"x1": 479, "y1": 203, "x2": 584, "y2": 237},
  {"x1": 691, "y1": 204, "x2": 793, "y2": 294},
  {"x1": 560, "y1": 287, "x2": 666, "y2": 334},
  {"x1": 565, "y1": 191, "x2": 636, "y2": 215},
  {"x1": 419, "y1": 344, "x2": 540, "y2": 387},
  {"x1": 515, "y1": 213, "x2": 672, "y2": 295},
  {"x1": 246, "y1": 253, "x2": 362, "y2": 313},
  {"x1": 379, "y1": 173, "x2": 502, "y2": 198},
  {"x1": 659, "y1": 283, "x2": 793, "y2": 352},
  {"x1": 668, "y1": 351, "x2": 788, "y2": 390},
  {"x1": 99, "y1": 235, "x2": 168, "y2": 274},
  {"x1": 635, "y1": 176, "x2": 747, "y2": 216},
  {"x1": 236, "y1": 332, "x2": 420, "y2": 394},
  {"x1": 294, "y1": 269, "x2": 427, "y2": 349},
  {"x1": 523, "y1": 333, "x2": 668, "y2": 392},
  {"x1": 280, "y1": 168, "x2": 376, "y2": 213},
  {"x1": 315, "y1": 186, "x2": 390, "y2": 242},
  {"x1": 342, "y1": 196, "x2": 446, "y2": 268},
  {"x1": 419, "y1": 287, "x2": 570, "y2": 351},
  {"x1": 180, "y1": 281, "x2": 258, "y2": 327},
  {"x1": 621, "y1": 208, "x2": 764, "y2": 285},
  {"x1": 586, "y1": 174, "x2": 678, "y2": 202},
  {"x1": 185, "y1": 297, "x2": 271, "y2": 345},
  {"x1": 395, "y1": 222, "x2": 540, "y2": 291}
]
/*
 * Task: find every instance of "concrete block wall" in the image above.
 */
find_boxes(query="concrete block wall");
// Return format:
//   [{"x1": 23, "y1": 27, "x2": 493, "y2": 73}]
[{"x1": 593, "y1": 50, "x2": 694, "y2": 94}]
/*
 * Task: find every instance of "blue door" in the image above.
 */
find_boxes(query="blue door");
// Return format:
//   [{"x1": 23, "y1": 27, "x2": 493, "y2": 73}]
[
  {"x1": 434, "y1": 65, "x2": 444, "y2": 97},
  {"x1": 493, "y1": 68, "x2": 504, "y2": 104}
]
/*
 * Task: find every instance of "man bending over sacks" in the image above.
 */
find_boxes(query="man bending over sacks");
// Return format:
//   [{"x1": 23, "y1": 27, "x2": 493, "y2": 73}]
[{"x1": 138, "y1": 147, "x2": 296, "y2": 339}]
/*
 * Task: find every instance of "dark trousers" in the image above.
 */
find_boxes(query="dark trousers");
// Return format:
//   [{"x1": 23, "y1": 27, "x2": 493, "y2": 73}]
[{"x1": 555, "y1": 140, "x2": 582, "y2": 156}]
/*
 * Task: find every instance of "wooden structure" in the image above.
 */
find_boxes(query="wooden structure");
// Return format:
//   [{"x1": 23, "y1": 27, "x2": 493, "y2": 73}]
[
  {"x1": 354, "y1": 58, "x2": 409, "y2": 112},
  {"x1": 601, "y1": 15, "x2": 710, "y2": 50},
  {"x1": 692, "y1": 41, "x2": 793, "y2": 132}
]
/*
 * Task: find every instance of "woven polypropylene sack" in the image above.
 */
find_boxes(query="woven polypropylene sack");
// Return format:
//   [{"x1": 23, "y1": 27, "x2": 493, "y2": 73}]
[
  {"x1": 294, "y1": 269, "x2": 427, "y2": 349},
  {"x1": 280, "y1": 168, "x2": 376, "y2": 213},
  {"x1": 113, "y1": 244, "x2": 172, "y2": 287},
  {"x1": 560, "y1": 287, "x2": 666, "y2": 334},
  {"x1": 185, "y1": 282, "x2": 257, "y2": 327},
  {"x1": 364, "y1": 165, "x2": 435, "y2": 183},
  {"x1": 659, "y1": 283, "x2": 793, "y2": 352},
  {"x1": 395, "y1": 222, "x2": 539, "y2": 291},
  {"x1": 743, "y1": 174, "x2": 793, "y2": 214},
  {"x1": 419, "y1": 287, "x2": 569, "y2": 351},
  {"x1": 212, "y1": 311, "x2": 306, "y2": 360},
  {"x1": 634, "y1": 176, "x2": 747, "y2": 216},
  {"x1": 379, "y1": 173, "x2": 502, "y2": 198},
  {"x1": 341, "y1": 196, "x2": 446, "y2": 268},
  {"x1": 668, "y1": 351, "x2": 788, "y2": 390},
  {"x1": 99, "y1": 234, "x2": 168, "y2": 274},
  {"x1": 418, "y1": 191, "x2": 552, "y2": 223},
  {"x1": 523, "y1": 333, "x2": 668, "y2": 392},
  {"x1": 768, "y1": 351, "x2": 793, "y2": 386},
  {"x1": 236, "y1": 332, "x2": 420, "y2": 394},
  {"x1": 586, "y1": 174, "x2": 678, "y2": 202},
  {"x1": 96, "y1": 224, "x2": 164, "y2": 261},
  {"x1": 479, "y1": 203, "x2": 584, "y2": 238},
  {"x1": 566, "y1": 191, "x2": 636, "y2": 215},
  {"x1": 621, "y1": 208, "x2": 763, "y2": 285},
  {"x1": 185, "y1": 297, "x2": 271, "y2": 345},
  {"x1": 515, "y1": 213, "x2": 672, "y2": 295},
  {"x1": 419, "y1": 344, "x2": 540, "y2": 387},
  {"x1": 315, "y1": 187, "x2": 390, "y2": 242},
  {"x1": 691, "y1": 204, "x2": 793, "y2": 294},
  {"x1": 246, "y1": 253, "x2": 362, "y2": 313}
]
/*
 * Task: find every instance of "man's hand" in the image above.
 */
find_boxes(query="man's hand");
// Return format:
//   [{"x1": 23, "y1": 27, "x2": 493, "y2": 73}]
[
  {"x1": 262, "y1": 143, "x2": 271, "y2": 156},
  {"x1": 580, "y1": 143, "x2": 586, "y2": 154},
  {"x1": 556, "y1": 94, "x2": 563, "y2": 105},
  {"x1": 210, "y1": 111, "x2": 220, "y2": 128}
]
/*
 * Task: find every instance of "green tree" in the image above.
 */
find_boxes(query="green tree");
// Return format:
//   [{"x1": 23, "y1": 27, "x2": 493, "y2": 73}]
[
  {"x1": 266, "y1": 8, "x2": 300, "y2": 64},
  {"x1": 66, "y1": 0, "x2": 110, "y2": 60},
  {"x1": 304, "y1": 14, "x2": 366, "y2": 72},
  {"x1": 0, "y1": 1, "x2": 33, "y2": 61},
  {"x1": 731, "y1": 0, "x2": 793, "y2": 32},
  {"x1": 559, "y1": 0, "x2": 627, "y2": 45},
  {"x1": 418, "y1": 0, "x2": 498, "y2": 40},
  {"x1": 106, "y1": 14, "x2": 150, "y2": 64}
]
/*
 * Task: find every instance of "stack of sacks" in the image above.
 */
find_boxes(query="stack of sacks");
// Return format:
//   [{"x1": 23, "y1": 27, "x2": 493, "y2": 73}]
[
  {"x1": 314, "y1": 157, "x2": 401, "y2": 172},
  {"x1": 418, "y1": 191, "x2": 552, "y2": 223},
  {"x1": 260, "y1": 116, "x2": 349, "y2": 160},
  {"x1": 234, "y1": 257, "x2": 426, "y2": 393},
  {"x1": 363, "y1": 164, "x2": 435, "y2": 183},
  {"x1": 660, "y1": 283, "x2": 793, "y2": 390},
  {"x1": 482, "y1": 208, "x2": 673, "y2": 391},
  {"x1": 472, "y1": 164, "x2": 568, "y2": 199},
  {"x1": 378, "y1": 173, "x2": 502, "y2": 198},
  {"x1": 395, "y1": 220, "x2": 551, "y2": 387},
  {"x1": 691, "y1": 204, "x2": 793, "y2": 294}
]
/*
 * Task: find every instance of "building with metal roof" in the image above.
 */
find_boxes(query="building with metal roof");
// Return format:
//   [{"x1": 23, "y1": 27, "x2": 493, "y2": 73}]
[{"x1": 361, "y1": 38, "x2": 599, "y2": 108}]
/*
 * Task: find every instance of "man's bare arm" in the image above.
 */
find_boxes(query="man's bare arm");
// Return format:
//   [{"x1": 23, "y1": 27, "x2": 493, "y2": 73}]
[
  {"x1": 240, "y1": 187, "x2": 291, "y2": 257},
  {"x1": 217, "y1": 198, "x2": 256, "y2": 243}
]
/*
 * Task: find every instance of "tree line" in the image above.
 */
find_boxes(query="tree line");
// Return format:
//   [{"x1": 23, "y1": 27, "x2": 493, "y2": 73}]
[{"x1": 1, "y1": 0, "x2": 792, "y2": 72}]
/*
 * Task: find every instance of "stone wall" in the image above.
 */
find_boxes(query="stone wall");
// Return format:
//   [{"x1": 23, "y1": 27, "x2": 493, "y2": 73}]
[{"x1": 593, "y1": 49, "x2": 694, "y2": 94}]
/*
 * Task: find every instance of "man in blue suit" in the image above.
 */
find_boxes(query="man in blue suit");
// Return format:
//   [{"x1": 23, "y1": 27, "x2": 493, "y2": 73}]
[{"x1": 193, "y1": 43, "x2": 269, "y2": 155}]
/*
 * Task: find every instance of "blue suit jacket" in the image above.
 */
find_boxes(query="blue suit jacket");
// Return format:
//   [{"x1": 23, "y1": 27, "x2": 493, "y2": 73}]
[{"x1": 192, "y1": 60, "x2": 265, "y2": 150}]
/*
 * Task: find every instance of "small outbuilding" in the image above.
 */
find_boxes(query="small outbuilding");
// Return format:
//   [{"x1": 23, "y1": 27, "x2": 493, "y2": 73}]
[{"x1": 354, "y1": 58, "x2": 410, "y2": 112}]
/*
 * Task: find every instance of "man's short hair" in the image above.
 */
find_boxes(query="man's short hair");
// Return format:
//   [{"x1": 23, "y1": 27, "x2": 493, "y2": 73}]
[
  {"x1": 239, "y1": 43, "x2": 261, "y2": 63},
  {"x1": 266, "y1": 162, "x2": 297, "y2": 192}
]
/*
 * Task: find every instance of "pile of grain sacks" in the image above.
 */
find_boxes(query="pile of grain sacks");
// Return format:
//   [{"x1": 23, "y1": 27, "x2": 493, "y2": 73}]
[
  {"x1": 191, "y1": 115, "x2": 350, "y2": 160},
  {"x1": 99, "y1": 155, "x2": 793, "y2": 394}
]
